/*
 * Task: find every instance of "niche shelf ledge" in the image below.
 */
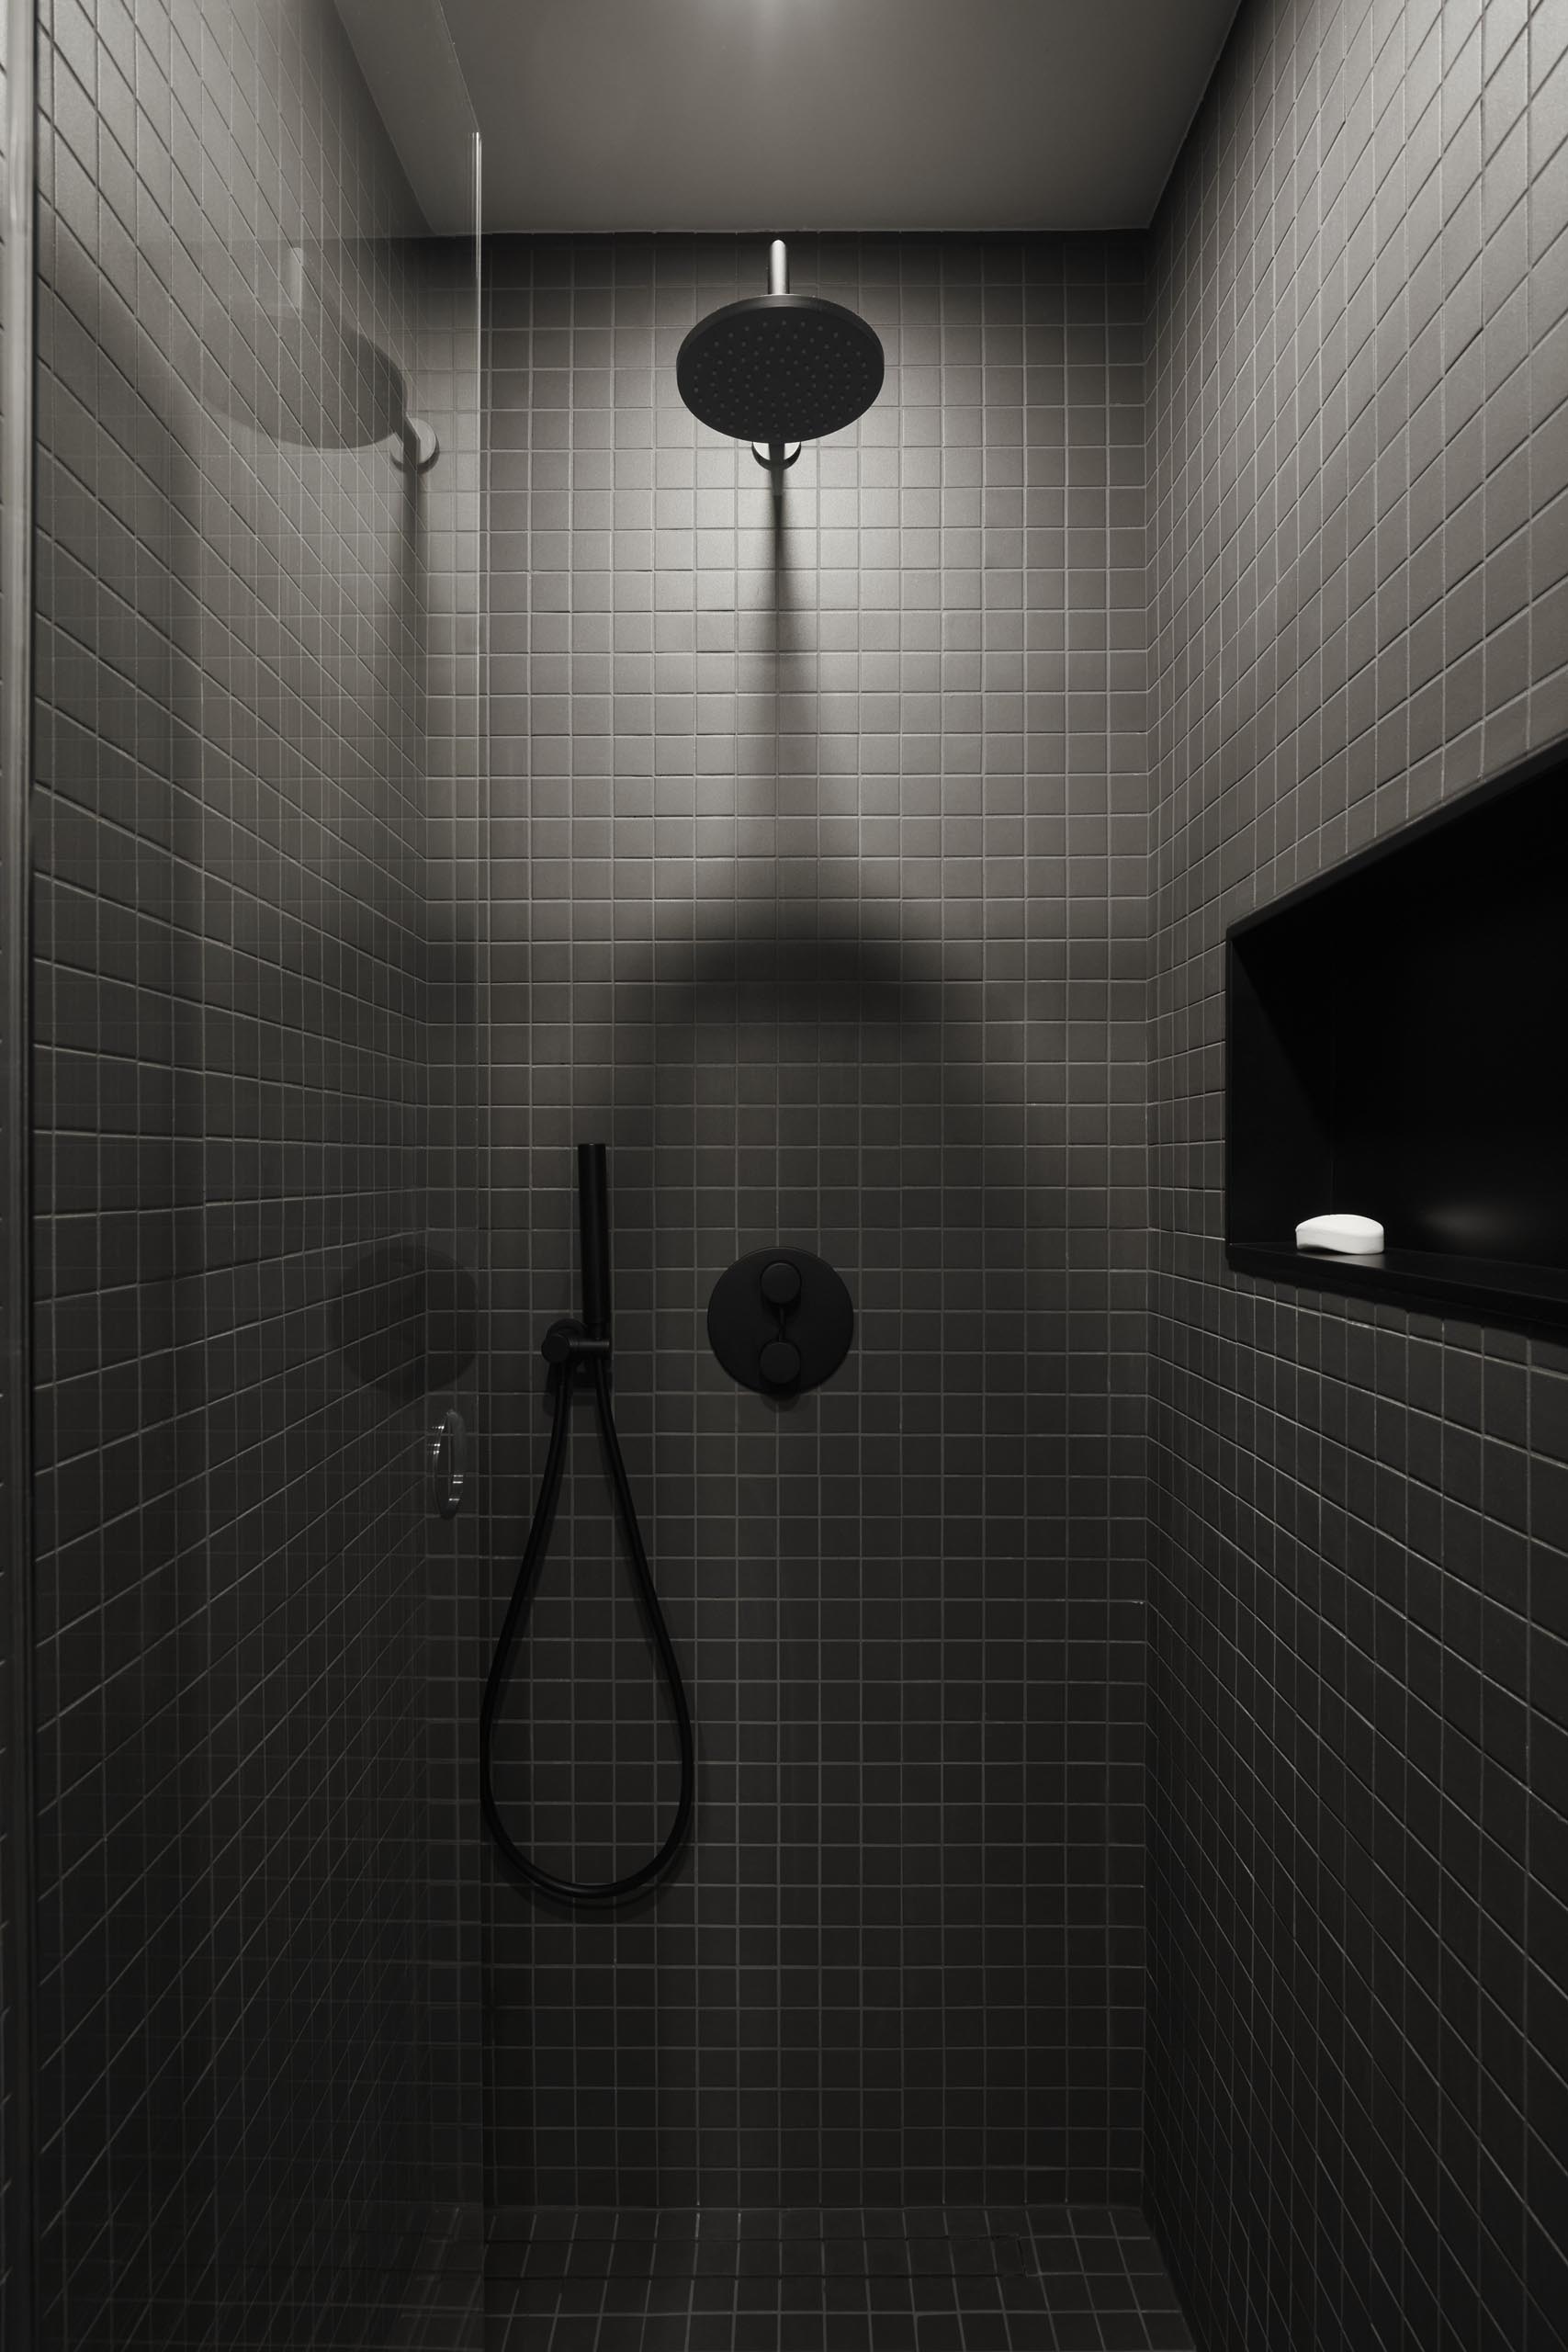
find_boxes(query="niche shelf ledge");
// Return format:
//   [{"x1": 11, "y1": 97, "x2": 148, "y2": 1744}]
[{"x1": 1224, "y1": 737, "x2": 1568, "y2": 1340}]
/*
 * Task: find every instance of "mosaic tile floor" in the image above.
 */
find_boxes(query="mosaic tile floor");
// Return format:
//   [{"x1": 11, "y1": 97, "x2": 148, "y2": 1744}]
[{"x1": 483, "y1": 2206, "x2": 1195, "y2": 2352}]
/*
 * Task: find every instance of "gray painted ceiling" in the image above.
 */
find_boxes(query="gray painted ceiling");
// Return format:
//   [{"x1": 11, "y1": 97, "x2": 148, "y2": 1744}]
[{"x1": 359, "y1": 0, "x2": 1240, "y2": 237}]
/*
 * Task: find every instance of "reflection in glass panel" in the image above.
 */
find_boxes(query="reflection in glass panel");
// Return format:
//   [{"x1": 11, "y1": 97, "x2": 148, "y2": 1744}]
[{"x1": 28, "y1": 3, "x2": 481, "y2": 2342}]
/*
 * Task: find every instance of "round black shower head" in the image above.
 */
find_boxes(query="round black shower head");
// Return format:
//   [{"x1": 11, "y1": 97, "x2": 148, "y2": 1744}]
[{"x1": 676, "y1": 293, "x2": 885, "y2": 447}]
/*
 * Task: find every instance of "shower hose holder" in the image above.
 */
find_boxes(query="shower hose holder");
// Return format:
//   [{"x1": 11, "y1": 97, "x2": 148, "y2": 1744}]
[{"x1": 540, "y1": 1319, "x2": 611, "y2": 1369}]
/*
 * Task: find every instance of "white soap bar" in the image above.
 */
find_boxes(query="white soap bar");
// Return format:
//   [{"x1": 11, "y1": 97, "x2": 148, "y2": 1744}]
[{"x1": 1295, "y1": 1213, "x2": 1384, "y2": 1255}]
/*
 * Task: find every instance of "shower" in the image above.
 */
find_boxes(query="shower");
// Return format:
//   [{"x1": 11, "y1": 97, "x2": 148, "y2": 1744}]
[
  {"x1": 676, "y1": 236, "x2": 884, "y2": 489},
  {"x1": 7, "y1": 0, "x2": 1565, "y2": 2346}
]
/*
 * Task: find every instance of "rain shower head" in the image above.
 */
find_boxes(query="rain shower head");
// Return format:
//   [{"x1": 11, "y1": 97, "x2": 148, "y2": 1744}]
[
  {"x1": 676, "y1": 294, "x2": 884, "y2": 445},
  {"x1": 676, "y1": 241, "x2": 883, "y2": 481}
]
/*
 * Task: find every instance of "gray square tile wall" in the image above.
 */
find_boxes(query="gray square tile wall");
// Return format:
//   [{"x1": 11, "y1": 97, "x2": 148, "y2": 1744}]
[
  {"x1": 28, "y1": 1, "x2": 458, "y2": 2343},
  {"x1": 479, "y1": 232, "x2": 1151, "y2": 2211},
  {"x1": 1145, "y1": 0, "x2": 1568, "y2": 2348}
]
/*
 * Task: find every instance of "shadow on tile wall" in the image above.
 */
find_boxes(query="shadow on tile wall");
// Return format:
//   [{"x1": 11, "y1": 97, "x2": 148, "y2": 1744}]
[
  {"x1": 1145, "y1": 0, "x2": 1568, "y2": 2345},
  {"x1": 479, "y1": 231, "x2": 1151, "y2": 2210}
]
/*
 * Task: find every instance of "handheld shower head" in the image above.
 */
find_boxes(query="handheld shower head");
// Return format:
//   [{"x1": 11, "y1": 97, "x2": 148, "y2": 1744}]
[{"x1": 577, "y1": 1142, "x2": 611, "y2": 1341}]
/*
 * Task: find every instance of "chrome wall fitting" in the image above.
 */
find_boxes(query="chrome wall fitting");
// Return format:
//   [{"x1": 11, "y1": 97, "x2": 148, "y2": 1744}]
[{"x1": 431, "y1": 1408, "x2": 468, "y2": 1519}]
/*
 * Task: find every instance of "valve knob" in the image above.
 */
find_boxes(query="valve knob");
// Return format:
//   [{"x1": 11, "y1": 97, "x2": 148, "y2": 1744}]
[
  {"x1": 761, "y1": 1259, "x2": 802, "y2": 1308},
  {"x1": 759, "y1": 1337, "x2": 801, "y2": 1387}
]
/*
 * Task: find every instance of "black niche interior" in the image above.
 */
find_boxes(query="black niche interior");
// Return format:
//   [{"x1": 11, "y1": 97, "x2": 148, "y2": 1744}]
[{"x1": 1225, "y1": 738, "x2": 1568, "y2": 1335}]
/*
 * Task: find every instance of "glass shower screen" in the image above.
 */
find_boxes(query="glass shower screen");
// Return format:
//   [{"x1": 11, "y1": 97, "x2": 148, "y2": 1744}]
[{"x1": 4, "y1": 3, "x2": 486, "y2": 2344}]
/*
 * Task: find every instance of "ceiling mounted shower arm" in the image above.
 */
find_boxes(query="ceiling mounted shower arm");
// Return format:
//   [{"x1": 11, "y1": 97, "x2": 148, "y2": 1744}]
[{"x1": 758, "y1": 238, "x2": 799, "y2": 491}]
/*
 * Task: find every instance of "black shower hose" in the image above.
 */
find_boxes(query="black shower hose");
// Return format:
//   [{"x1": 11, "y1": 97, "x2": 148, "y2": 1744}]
[{"x1": 479, "y1": 1351, "x2": 695, "y2": 1903}]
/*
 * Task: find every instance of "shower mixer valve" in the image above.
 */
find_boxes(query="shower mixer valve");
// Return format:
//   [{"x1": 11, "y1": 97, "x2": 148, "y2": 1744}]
[{"x1": 707, "y1": 1247, "x2": 853, "y2": 1397}]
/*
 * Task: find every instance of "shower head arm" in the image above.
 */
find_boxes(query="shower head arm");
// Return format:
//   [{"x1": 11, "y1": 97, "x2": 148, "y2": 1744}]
[{"x1": 758, "y1": 252, "x2": 793, "y2": 494}]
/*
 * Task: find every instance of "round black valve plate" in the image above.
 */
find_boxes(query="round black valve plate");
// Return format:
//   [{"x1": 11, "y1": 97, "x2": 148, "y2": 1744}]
[{"x1": 706, "y1": 1247, "x2": 853, "y2": 1398}]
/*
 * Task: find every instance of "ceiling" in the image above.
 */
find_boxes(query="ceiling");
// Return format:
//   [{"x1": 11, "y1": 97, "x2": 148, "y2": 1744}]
[{"x1": 348, "y1": 0, "x2": 1241, "y2": 238}]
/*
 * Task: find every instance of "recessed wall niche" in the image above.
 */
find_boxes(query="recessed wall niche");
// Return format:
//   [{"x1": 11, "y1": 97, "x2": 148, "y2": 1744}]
[{"x1": 1225, "y1": 738, "x2": 1568, "y2": 1336}]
